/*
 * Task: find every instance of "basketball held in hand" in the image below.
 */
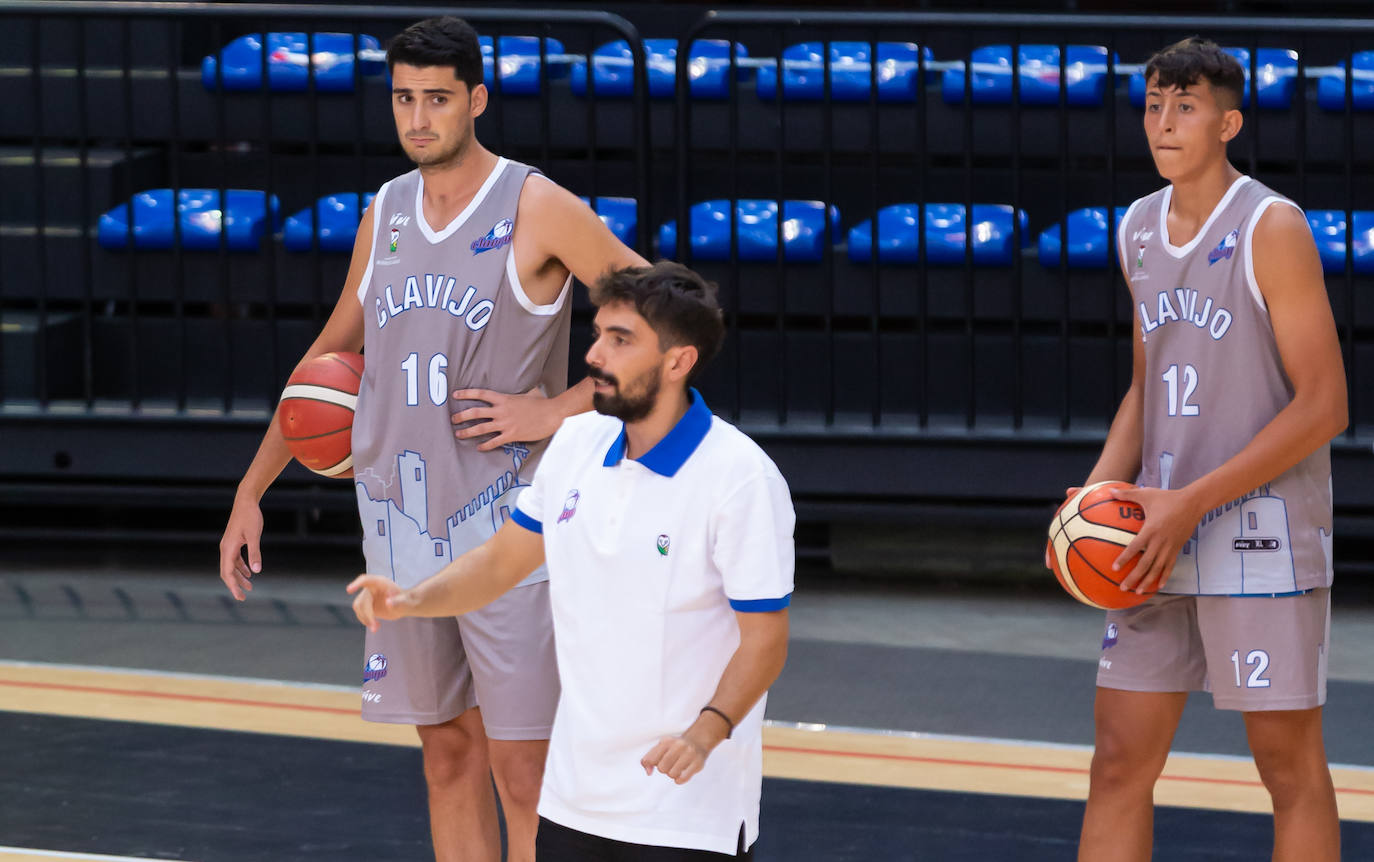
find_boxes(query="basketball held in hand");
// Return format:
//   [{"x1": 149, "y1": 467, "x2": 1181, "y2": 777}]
[
  {"x1": 278, "y1": 352, "x2": 364, "y2": 478},
  {"x1": 1047, "y1": 481, "x2": 1154, "y2": 610}
]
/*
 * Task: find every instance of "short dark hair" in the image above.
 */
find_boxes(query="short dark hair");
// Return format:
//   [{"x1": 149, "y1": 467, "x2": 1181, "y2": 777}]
[
  {"x1": 386, "y1": 17, "x2": 485, "y2": 92},
  {"x1": 1144, "y1": 37, "x2": 1245, "y2": 111},
  {"x1": 590, "y1": 261, "x2": 726, "y2": 383}
]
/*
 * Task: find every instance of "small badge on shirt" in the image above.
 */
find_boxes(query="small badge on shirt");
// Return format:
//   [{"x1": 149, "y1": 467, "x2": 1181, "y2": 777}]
[
  {"x1": 389, "y1": 228, "x2": 399, "y2": 253},
  {"x1": 656, "y1": 534, "x2": 670, "y2": 556},
  {"x1": 557, "y1": 489, "x2": 580, "y2": 525}
]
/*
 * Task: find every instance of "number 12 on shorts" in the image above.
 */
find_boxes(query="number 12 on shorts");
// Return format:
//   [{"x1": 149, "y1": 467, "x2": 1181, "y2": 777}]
[{"x1": 1231, "y1": 648, "x2": 1272, "y2": 688}]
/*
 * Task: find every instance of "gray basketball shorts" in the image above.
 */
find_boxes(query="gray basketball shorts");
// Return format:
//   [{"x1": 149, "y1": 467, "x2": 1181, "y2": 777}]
[
  {"x1": 1095, "y1": 589, "x2": 1330, "y2": 711},
  {"x1": 360, "y1": 580, "x2": 559, "y2": 738}
]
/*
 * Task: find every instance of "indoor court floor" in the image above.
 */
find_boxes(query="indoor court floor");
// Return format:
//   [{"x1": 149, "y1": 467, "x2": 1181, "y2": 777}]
[{"x1": 2, "y1": 548, "x2": 1373, "y2": 861}]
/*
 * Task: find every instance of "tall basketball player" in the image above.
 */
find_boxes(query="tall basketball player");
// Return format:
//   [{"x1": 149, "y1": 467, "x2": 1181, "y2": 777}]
[
  {"x1": 217, "y1": 17, "x2": 646, "y2": 862},
  {"x1": 1062, "y1": 38, "x2": 1346, "y2": 862}
]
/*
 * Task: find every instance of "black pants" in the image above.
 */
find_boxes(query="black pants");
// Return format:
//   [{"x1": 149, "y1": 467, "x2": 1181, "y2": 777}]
[{"x1": 535, "y1": 817, "x2": 754, "y2": 861}]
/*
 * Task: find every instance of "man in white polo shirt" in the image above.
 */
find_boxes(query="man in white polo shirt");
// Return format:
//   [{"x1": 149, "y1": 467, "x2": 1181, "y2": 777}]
[{"x1": 348, "y1": 260, "x2": 795, "y2": 860}]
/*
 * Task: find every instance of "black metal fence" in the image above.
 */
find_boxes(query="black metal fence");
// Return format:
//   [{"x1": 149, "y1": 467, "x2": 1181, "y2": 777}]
[{"x1": 1, "y1": 1, "x2": 1372, "y2": 540}]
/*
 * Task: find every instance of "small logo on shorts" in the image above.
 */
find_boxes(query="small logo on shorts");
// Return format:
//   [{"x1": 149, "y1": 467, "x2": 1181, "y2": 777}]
[
  {"x1": 362, "y1": 690, "x2": 382, "y2": 704},
  {"x1": 1102, "y1": 622, "x2": 1119, "y2": 650},
  {"x1": 557, "y1": 489, "x2": 580, "y2": 525},
  {"x1": 656, "y1": 534, "x2": 670, "y2": 556},
  {"x1": 364, "y1": 653, "x2": 389, "y2": 683}
]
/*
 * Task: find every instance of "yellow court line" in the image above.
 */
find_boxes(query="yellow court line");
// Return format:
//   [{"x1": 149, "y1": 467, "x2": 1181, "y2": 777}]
[{"x1": 3, "y1": 661, "x2": 1372, "y2": 822}]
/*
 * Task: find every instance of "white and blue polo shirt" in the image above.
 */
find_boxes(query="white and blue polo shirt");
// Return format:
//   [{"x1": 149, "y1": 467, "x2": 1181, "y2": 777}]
[{"x1": 510, "y1": 389, "x2": 795, "y2": 854}]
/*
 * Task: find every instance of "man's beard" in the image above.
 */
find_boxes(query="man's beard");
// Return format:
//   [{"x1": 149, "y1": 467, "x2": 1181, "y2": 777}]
[
  {"x1": 403, "y1": 130, "x2": 468, "y2": 169},
  {"x1": 590, "y1": 367, "x2": 660, "y2": 423}
]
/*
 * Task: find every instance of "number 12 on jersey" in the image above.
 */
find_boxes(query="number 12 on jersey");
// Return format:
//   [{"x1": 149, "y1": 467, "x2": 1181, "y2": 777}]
[
  {"x1": 401, "y1": 352, "x2": 450, "y2": 406},
  {"x1": 1162, "y1": 363, "x2": 1200, "y2": 417}
]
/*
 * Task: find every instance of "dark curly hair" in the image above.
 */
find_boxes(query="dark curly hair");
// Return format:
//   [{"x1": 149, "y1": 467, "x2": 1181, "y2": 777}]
[
  {"x1": 1145, "y1": 37, "x2": 1246, "y2": 111},
  {"x1": 386, "y1": 17, "x2": 484, "y2": 92},
  {"x1": 589, "y1": 262, "x2": 726, "y2": 383}
]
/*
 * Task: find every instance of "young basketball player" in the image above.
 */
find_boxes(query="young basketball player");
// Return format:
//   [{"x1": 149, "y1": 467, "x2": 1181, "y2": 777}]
[
  {"x1": 1064, "y1": 38, "x2": 1346, "y2": 862},
  {"x1": 349, "y1": 261, "x2": 794, "y2": 860},
  {"x1": 217, "y1": 17, "x2": 646, "y2": 862}
]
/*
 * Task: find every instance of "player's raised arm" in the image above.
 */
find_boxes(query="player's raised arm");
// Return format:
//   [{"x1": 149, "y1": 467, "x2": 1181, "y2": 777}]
[
  {"x1": 348, "y1": 516, "x2": 546, "y2": 631},
  {"x1": 217, "y1": 200, "x2": 373, "y2": 600}
]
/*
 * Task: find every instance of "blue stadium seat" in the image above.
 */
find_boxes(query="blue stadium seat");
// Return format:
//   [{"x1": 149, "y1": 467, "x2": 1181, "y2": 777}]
[
  {"x1": 1038, "y1": 207, "x2": 1131, "y2": 269},
  {"x1": 98, "y1": 190, "x2": 281, "y2": 251},
  {"x1": 1307, "y1": 210, "x2": 1374, "y2": 274},
  {"x1": 282, "y1": 193, "x2": 377, "y2": 252},
  {"x1": 481, "y1": 36, "x2": 566, "y2": 95},
  {"x1": 847, "y1": 204, "x2": 1029, "y2": 266},
  {"x1": 755, "y1": 42, "x2": 931, "y2": 103},
  {"x1": 570, "y1": 39, "x2": 750, "y2": 99},
  {"x1": 579, "y1": 196, "x2": 638, "y2": 247},
  {"x1": 658, "y1": 200, "x2": 841, "y2": 263},
  {"x1": 1129, "y1": 48, "x2": 1298, "y2": 109},
  {"x1": 942, "y1": 45, "x2": 1113, "y2": 106},
  {"x1": 1317, "y1": 52, "x2": 1374, "y2": 111},
  {"x1": 202, "y1": 33, "x2": 384, "y2": 92}
]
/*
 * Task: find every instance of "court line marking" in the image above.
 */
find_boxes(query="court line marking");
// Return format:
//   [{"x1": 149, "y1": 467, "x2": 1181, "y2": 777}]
[{"x1": 0, "y1": 847, "x2": 191, "y2": 861}]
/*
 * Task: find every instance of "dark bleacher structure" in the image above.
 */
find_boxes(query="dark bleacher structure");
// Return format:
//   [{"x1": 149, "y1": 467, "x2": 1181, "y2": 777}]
[{"x1": 2, "y1": 1, "x2": 1373, "y2": 551}]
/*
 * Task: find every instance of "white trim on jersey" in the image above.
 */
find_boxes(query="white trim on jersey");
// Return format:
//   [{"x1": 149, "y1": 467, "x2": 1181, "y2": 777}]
[
  {"x1": 355, "y1": 179, "x2": 390, "y2": 305},
  {"x1": 506, "y1": 243, "x2": 572, "y2": 317},
  {"x1": 415, "y1": 157, "x2": 509, "y2": 244},
  {"x1": 1242, "y1": 195, "x2": 1304, "y2": 314},
  {"x1": 1116, "y1": 196, "x2": 1146, "y2": 273},
  {"x1": 1158, "y1": 174, "x2": 1251, "y2": 258}
]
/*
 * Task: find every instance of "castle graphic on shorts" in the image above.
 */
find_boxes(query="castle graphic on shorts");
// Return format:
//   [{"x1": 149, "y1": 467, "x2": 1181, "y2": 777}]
[{"x1": 356, "y1": 445, "x2": 530, "y2": 588}]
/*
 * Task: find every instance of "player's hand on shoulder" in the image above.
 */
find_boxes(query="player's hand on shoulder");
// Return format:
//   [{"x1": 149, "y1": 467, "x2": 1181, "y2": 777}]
[
  {"x1": 451, "y1": 386, "x2": 563, "y2": 451},
  {"x1": 218, "y1": 493, "x2": 264, "y2": 601},
  {"x1": 1109, "y1": 485, "x2": 1203, "y2": 595},
  {"x1": 640, "y1": 734, "x2": 710, "y2": 785},
  {"x1": 346, "y1": 574, "x2": 411, "y2": 632}
]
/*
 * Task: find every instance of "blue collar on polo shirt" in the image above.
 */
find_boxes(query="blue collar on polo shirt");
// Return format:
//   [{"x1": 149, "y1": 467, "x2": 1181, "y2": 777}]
[{"x1": 602, "y1": 388, "x2": 712, "y2": 477}]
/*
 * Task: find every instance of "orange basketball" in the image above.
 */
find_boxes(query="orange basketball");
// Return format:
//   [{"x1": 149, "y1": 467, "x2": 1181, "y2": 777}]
[
  {"x1": 277, "y1": 352, "x2": 364, "y2": 478},
  {"x1": 1047, "y1": 481, "x2": 1154, "y2": 609}
]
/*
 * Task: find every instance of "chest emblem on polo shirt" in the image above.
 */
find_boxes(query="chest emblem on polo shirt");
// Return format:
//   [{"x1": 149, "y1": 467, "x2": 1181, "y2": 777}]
[
  {"x1": 557, "y1": 489, "x2": 580, "y2": 525},
  {"x1": 471, "y1": 218, "x2": 514, "y2": 255},
  {"x1": 1208, "y1": 228, "x2": 1239, "y2": 266},
  {"x1": 656, "y1": 534, "x2": 670, "y2": 556}
]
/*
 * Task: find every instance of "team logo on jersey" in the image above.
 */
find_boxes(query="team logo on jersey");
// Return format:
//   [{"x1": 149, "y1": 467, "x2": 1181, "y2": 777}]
[
  {"x1": 389, "y1": 228, "x2": 400, "y2": 253},
  {"x1": 1102, "y1": 623, "x2": 1119, "y2": 650},
  {"x1": 557, "y1": 489, "x2": 580, "y2": 525},
  {"x1": 1132, "y1": 228, "x2": 1154, "y2": 242},
  {"x1": 1136, "y1": 244, "x2": 1146, "y2": 268},
  {"x1": 1207, "y1": 228, "x2": 1239, "y2": 266},
  {"x1": 656, "y1": 534, "x2": 670, "y2": 556},
  {"x1": 471, "y1": 218, "x2": 514, "y2": 254},
  {"x1": 363, "y1": 653, "x2": 389, "y2": 683}
]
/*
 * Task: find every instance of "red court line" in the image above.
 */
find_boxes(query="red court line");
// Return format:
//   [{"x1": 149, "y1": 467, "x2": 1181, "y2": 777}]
[
  {"x1": 0, "y1": 679, "x2": 358, "y2": 716},
  {"x1": 764, "y1": 744, "x2": 1374, "y2": 797},
  {"x1": 5, "y1": 678, "x2": 1373, "y2": 799}
]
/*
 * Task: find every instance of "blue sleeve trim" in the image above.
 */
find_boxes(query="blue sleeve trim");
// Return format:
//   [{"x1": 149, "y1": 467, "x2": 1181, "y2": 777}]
[
  {"x1": 510, "y1": 508, "x2": 543, "y2": 534},
  {"x1": 729, "y1": 593, "x2": 791, "y2": 612}
]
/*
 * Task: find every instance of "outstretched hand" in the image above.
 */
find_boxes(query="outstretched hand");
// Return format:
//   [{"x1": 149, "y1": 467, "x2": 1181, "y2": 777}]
[
  {"x1": 451, "y1": 387, "x2": 563, "y2": 452},
  {"x1": 346, "y1": 575, "x2": 415, "y2": 632},
  {"x1": 1109, "y1": 485, "x2": 1202, "y2": 595}
]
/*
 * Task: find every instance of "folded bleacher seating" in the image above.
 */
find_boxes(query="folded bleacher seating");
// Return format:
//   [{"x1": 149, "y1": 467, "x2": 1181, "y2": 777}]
[
  {"x1": 756, "y1": 42, "x2": 930, "y2": 102},
  {"x1": 481, "y1": 36, "x2": 566, "y2": 95},
  {"x1": 1129, "y1": 47, "x2": 1298, "y2": 109},
  {"x1": 579, "y1": 196, "x2": 638, "y2": 247},
  {"x1": 658, "y1": 200, "x2": 841, "y2": 262},
  {"x1": 941, "y1": 45, "x2": 1113, "y2": 106},
  {"x1": 1317, "y1": 52, "x2": 1374, "y2": 111},
  {"x1": 98, "y1": 189, "x2": 281, "y2": 251},
  {"x1": 202, "y1": 32, "x2": 384, "y2": 92},
  {"x1": 570, "y1": 39, "x2": 750, "y2": 99},
  {"x1": 1038, "y1": 207, "x2": 1130, "y2": 269},
  {"x1": 282, "y1": 193, "x2": 377, "y2": 252},
  {"x1": 1307, "y1": 210, "x2": 1374, "y2": 274},
  {"x1": 847, "y1": 204, "x2": 1028, "y2": 265}
]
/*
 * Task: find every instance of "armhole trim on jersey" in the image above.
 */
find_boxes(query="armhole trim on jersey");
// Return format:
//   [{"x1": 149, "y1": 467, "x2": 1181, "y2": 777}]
[
  {"x1": 506, "y1": 246, "x2": 571, "y2": 316},
  {"x1": 1117, "y1": 196, "x2": 1145, "y2": 273},
  {"x1": 1243, "y1": 195, "x2": 1304, "y2": 315},
  {"x1": 355, "y1": 180, "x2": 390, "y2": 305}
]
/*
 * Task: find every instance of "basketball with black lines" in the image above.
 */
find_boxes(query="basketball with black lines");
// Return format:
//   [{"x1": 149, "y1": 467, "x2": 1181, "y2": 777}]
[
  {"x1": 1047, "y1": 481, "x2": 1155, "y2": 610},
  {"x1": 277, "y1": 352, "x2": 365, "y2": 478}
]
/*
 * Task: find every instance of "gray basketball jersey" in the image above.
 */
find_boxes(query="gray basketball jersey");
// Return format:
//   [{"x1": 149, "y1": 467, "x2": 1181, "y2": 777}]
[
  {"x1": 1119, "y1": 175, "x2": 1333, "y2": 595},
  {"x1": 351, "y1": 158, "x2": 572, "y2": 588}
]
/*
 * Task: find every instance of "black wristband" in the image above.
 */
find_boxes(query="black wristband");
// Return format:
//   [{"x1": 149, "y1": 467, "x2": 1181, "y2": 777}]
[{"x1": 699, "y1": 705, "x2": 734, "y2": 739}]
